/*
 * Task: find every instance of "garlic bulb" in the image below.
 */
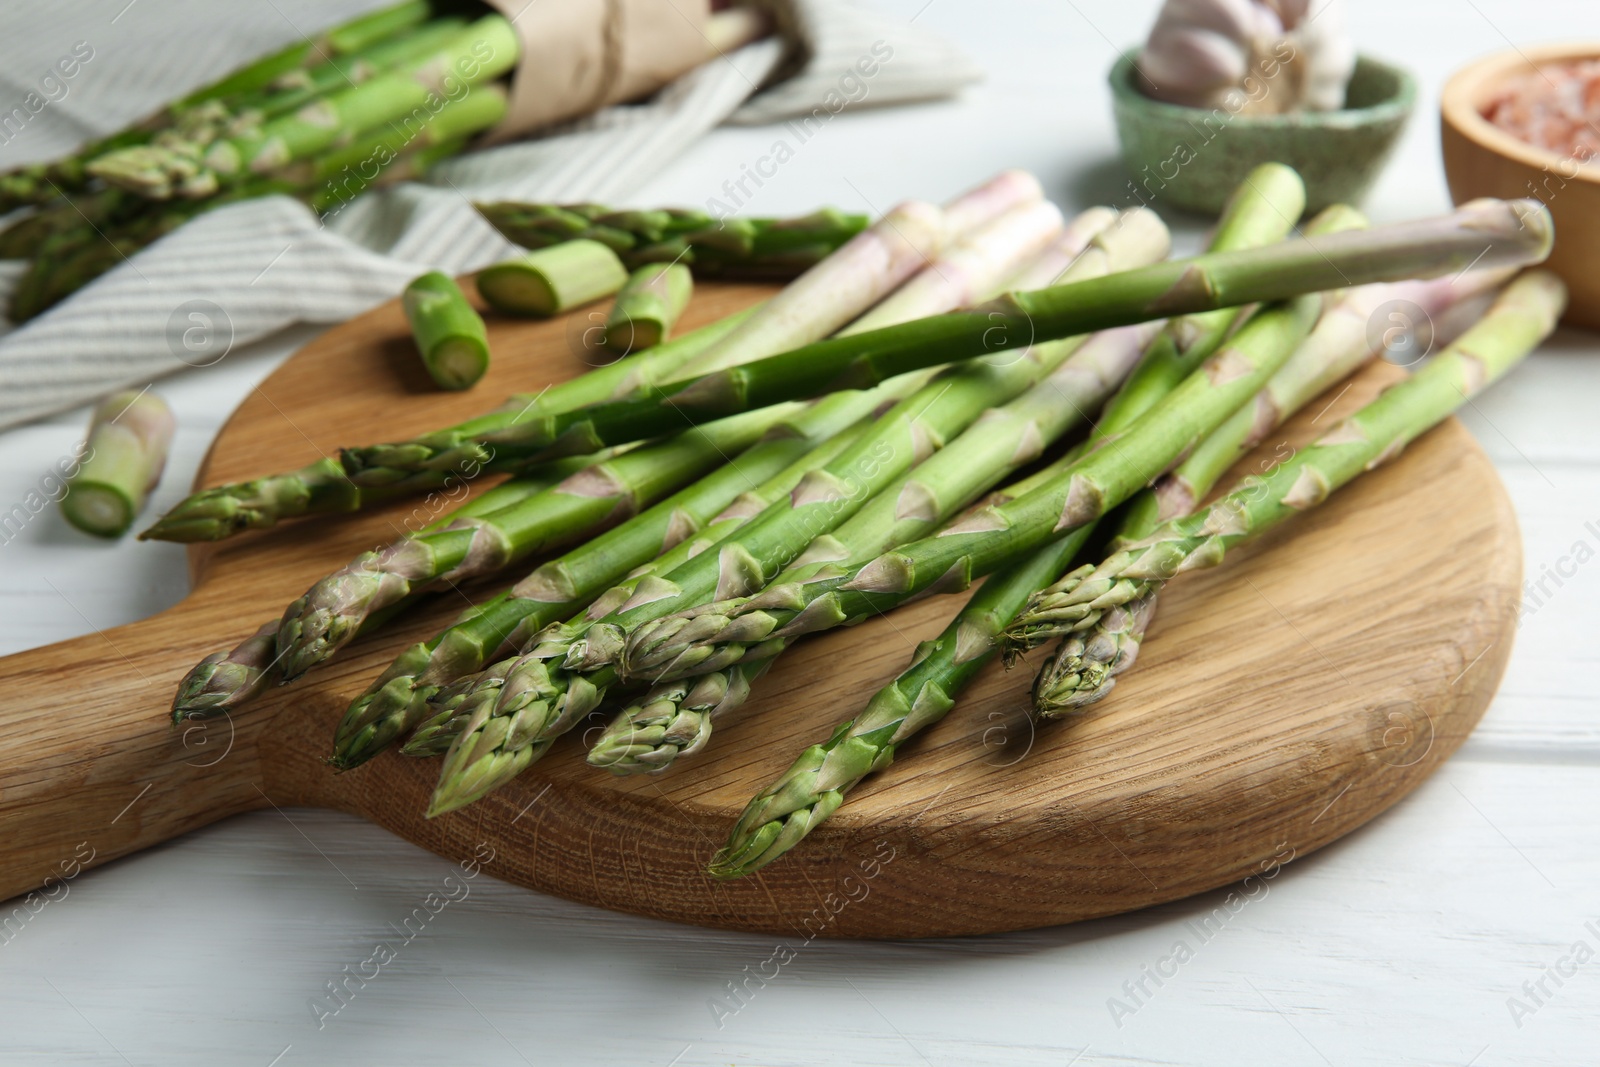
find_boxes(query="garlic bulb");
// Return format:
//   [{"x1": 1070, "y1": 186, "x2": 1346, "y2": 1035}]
[{"x1": 1137, "y1": 0, "x2": 1357, "y2": 114}]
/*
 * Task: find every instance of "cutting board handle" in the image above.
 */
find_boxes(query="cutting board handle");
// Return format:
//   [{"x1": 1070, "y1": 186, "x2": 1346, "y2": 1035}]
[{"x1": 0, "y1": 596, "x2": 267, "y2": 902}]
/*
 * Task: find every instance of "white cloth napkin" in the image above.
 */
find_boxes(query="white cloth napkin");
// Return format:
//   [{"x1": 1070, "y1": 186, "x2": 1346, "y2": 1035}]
[{"x1": 0, "y1": 0, "x2": 979, "y2": 430}]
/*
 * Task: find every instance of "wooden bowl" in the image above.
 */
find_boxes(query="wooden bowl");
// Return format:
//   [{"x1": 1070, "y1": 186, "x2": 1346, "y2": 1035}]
[
  {"x1": 1442, "y1": 42, "x2": 1600, "y2": 330},
  {"x1": 1109, "y1": 52, "x2": 1416, "y2": 214}
]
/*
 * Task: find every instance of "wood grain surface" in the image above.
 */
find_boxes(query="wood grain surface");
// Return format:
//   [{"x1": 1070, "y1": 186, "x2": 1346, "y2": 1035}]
[{"x1": 0, "y1": 282, "x2": 1521, "y2": 938}]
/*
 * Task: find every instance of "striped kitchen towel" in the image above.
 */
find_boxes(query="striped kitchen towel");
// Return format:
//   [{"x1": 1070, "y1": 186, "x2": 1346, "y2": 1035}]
[{"x1": 0, "y1": 0, "x2": 979, "y2": 430}]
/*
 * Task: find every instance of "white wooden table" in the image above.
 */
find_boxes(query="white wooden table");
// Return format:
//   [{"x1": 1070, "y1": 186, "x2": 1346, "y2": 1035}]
[{"x1": 2, "y1": 2, "x2": 1597, "y2": 1064}]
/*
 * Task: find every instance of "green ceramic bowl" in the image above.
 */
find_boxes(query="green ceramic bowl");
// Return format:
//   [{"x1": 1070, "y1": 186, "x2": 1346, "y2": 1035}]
[{"x1": 1108, "y1": 51, "x2": 1416, "y2": 214}]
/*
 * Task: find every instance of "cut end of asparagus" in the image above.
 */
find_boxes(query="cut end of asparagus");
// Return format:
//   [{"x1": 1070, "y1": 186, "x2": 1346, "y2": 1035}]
[
  {"x1": 61, "y1": 483, "x2": 135, "y2": 539},
  {"x1": 403, "y1": 271, "x2": 491, "y2": 390},
  {"x1": 426, "y1": 336, "x2": 491, "y2": 390},
  {"x1": 474, "y1": 240, "x2": 628, "y2": 318},
  {"x1": 66, "y1": 390, "x2": 175, "y2": 538}
]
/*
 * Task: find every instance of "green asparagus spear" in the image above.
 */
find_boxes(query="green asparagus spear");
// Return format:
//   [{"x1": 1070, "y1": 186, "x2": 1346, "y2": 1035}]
[
  {"x1": 1020, "y1": 266, "x2": 1513, "y2": 713},
  {"x1": 144, "y1": 306, "x2": 759, "y2": 542},
  {"x1": 710, "y1": 523, "x2": 1098, "y2": 878},
  {"x1": 1011, "y1": 271, "x2": 1563, "y2": 713},
  {"x1": 424, "y1": 205, "x2": 1172, "y2": 812},
  {"x1": 478, "y1": 202, "x2": 872, "y2": 277},
  {"x1": 459, "y1": 200, "x2": 1553, "y2": 463},
  {"x1": 273, "y1": 403, "x2": 804, "y2": 682},
  {"x1": 169, "y1": 459, "x2": 594, "y2": 722},
  {"x1": 335, "y1": 394, "x2": 900, "y2": 768}
]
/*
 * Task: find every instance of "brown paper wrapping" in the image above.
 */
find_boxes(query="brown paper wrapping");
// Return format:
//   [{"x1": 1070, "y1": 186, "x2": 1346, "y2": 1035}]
[{"x1": 479, "y1": 0, "x2": 715, "y2": 143}]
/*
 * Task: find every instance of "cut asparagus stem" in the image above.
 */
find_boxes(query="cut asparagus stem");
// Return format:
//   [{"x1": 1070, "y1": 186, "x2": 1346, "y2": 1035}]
[
  {"x1": 426, "y1": 205, "x2": 1172, "y2": 811},
  {"x1": 61, "y1": 391, "x2": 176, "y2": 538},
  {"x1": 619, "y1": 167, "x2": 1312, "y2": 689},
  {"x1": 273, "y1": 403, "x2": 802, "y2": 682},
  {"x1": 328, "y1": 389, "x2": 906, "y2": 768},
  {"x1": 475, "y1": 240, "x2": 631, "y2": 318},
  {"x1": 169, "y1": 459, "x2": 591, "y2": 723},
  {"x1": 403, "y1": 272, "x2": 491, "y2": 390},
  {"x1": 1019, "y1": 266, "x2": 1519, "y2": 713},
  {"x1": 145, "y1": 307, "x2": 759, "y2": 542},
  {"x1": 605, "y1": 264, "x2": 693, "y2": 352},
  {"x1": 710, "y1": 523, "x2": 1098, "y2": 878},
  {"x1": 471, "y1": 199, "x2": 1553, "y2": 462},
  {"x1": 1014, "y1": 270, "x2": 1563, "y2": 712}
]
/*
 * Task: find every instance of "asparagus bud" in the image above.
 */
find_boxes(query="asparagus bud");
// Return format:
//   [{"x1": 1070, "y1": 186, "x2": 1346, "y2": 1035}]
[
  {"x1": 475, "y1": 239, "x2": 630, "y2": 318},
  {"x1": 403, "y1": 271, "x2": 491, "y2": 390},
  {"x1": 605, "y1": 263, "x2": 693, "y2": 353},
  {"x1": 62, "y1": 390, "x2": 176, "y2": 538}
]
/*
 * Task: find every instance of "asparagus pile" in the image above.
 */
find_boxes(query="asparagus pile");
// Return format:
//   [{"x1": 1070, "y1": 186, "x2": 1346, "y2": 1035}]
[
  {"x1": 150, "y1": 164, "x2": 1558, "y2": 880},
  {"x1": 0, "y1": 3, "x2": 783, "y2": 321}
]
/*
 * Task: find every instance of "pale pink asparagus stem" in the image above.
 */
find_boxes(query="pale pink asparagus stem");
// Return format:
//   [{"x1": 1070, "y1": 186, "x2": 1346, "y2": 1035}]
[
  {"x1": 840, "y1": 200, "x2": 1065, "y2": 334},
  {"x1": 1150, "y1": 265, "x2": 1516, "y2": 519},
  {"x1": 1003, "y1": 206, "x2": 1121, "y2": 288},
  {"x1": 939, "y1": 169, "x2": 1045, "y2": 240},
  {"x1": 672, "y1": 200, "x2": 946, "y2": 377}
]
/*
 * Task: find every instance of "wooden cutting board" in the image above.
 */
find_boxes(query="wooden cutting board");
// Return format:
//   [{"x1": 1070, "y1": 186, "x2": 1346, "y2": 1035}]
[{"x1": 0, "y1": 283, "x2": 1520, "y2": 938}]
